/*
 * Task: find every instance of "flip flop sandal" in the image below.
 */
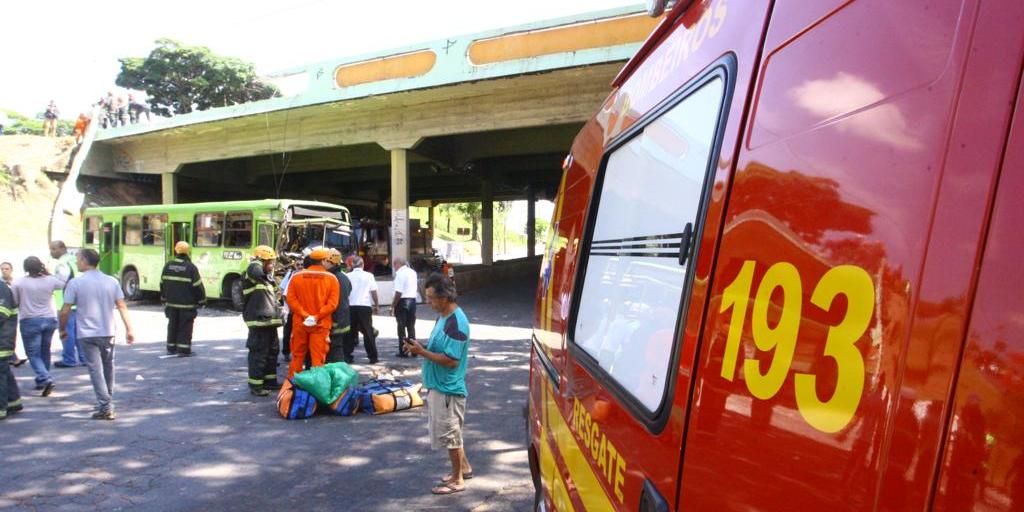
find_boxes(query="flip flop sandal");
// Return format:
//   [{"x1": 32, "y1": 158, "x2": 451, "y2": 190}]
[
  {"x1": 431, "y1": 482, "x2": 466, "y2": 495},
  {"x1": 439, "y1": 472, "x2": 474, "y2": 484}
]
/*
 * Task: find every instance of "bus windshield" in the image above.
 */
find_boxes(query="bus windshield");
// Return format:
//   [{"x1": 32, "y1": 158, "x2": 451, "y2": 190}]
[{"x1": 283, "y1": 219, "x2": 353, "y2": 254}]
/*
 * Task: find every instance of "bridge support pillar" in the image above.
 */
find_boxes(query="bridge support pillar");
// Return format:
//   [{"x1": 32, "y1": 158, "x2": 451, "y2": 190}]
[
  {"x1": 527, "y1": 185, "x2": 537, "y2": 258},
  {"x1": 390, "y1": 148, "x2": 410, "y2": 273},
  {"x1": 481, "y1": 176, "x2": 493, "y2": 266},
  {"x1": 161, "y1": 173, "x2": 177, "y2": 205}
]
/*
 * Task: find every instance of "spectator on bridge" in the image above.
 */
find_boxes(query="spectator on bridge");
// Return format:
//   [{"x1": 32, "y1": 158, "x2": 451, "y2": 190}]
[
  {"x1": 60, "y1": 249, "x2": 135, "y2": 420},
  {"x1": 128, "y1": 94, "x2": 151, "y2": 124},
  {"x1": 42, "y1": 101, "x2": 59, "y2": 137},
  {"x1": 392, "y1": 256, "x2": 418, "y2": 358},
  {"x1": 404, "y1": 273, "x2": 473, "y2": 495},
  {"x1": 73, "y1": 113, "x2": 90, "y2": 144},
  {"x1": 114, "y1": 95, "x2": 129, "y2": 127},
  {"x1": 103, "y1": 92, "x2": 118, "y2": 128},
  {"x1": 12, "y1": 256, "x2": 67, "y2": 396},
  {"x1": 343, "y1": 256, "x2": 379, "y2": 364}
]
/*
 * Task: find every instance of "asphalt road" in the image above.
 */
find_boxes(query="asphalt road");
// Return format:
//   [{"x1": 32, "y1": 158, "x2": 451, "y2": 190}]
[{"x1": 0, "y1": 280, "x2": 538, "y2": 511}]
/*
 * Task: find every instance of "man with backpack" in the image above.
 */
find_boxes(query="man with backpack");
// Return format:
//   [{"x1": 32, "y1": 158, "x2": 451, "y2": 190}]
[
  {"x1": 159, "y1": 242, "x2": 206, "y2": 357},
  {"x1": 242, "y1": 246, "x2": 284, "y2": 396},
  {"x1": 50, "y1": 241, "x2": 85, "y2": 368}
]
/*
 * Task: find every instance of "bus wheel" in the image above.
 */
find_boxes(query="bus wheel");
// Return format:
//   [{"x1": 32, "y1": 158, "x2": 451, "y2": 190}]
[
  {"x1": 229, "y1": 278, "x2": 245, "y2": 312},
  {"x1": 121, "y1": 269, "x2": 141, "y2": 301}
]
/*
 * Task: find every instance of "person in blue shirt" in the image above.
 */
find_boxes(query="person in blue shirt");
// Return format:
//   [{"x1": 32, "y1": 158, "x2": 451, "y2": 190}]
[{"x1": 404, "y1": 273, "x2": 473, "y2": 495}]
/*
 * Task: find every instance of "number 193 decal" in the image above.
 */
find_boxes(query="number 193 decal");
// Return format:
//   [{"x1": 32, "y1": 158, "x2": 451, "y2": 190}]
[{"x1": 718, "y1": 260, "x2": 875, "y2": 433}]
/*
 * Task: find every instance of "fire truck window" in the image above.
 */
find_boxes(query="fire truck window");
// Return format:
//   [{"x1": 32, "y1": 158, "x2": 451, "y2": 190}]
[
  {"x1": 194, "y1": 212, "x2": 224, "y2": 247},
  {"x1": 224, "y1": 211, "x2": 253, "y2": 248},
  {"x1": 573, "y1": 78, "x2": 725, "y2": 412},
  {"x1": 123, "y1": 215, "x2": 142, "y2": 246}
]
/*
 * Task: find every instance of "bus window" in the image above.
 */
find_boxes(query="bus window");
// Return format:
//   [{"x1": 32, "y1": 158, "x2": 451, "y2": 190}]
[
  {"x1": 224, "y1": 211, "x2": 253, "y2": 248},
  {"x1": 84, "y1": 217, "x2": 101, "y2": 245},
  {"x1": 570, "y1": 78, "x2": 726, "y2": 413},
  {"x1": 142, "y1": 214, "x2": 167, "y2": 246},
  {"x1": 325, "y1": 227, "x2": 352, "y2": 252},
  {"x1": 194, "y1": 212, "x2": 224, "y2": 247},
  {"x1": 123, "y1": 215, "x2": 143, "y2": 246}
]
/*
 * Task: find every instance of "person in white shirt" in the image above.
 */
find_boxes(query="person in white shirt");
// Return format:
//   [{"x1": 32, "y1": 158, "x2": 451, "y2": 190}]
[
  {"x1": 391, "y1": 257, "x2": 419, "y2": 358},
  {"x1": 344, "y1": 256, "x2": 380, "y2": 364}
]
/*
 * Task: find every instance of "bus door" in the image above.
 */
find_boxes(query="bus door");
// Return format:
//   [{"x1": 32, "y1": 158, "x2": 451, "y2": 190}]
[
  {"x1": 98, "y1": 222, "x2": 120, "y2": 275},
  {"x1": 167, "y1": 222, "x2": 190, "y2": 259},
  {"x1": 546, "y1": 1, "x2": 773, "y2": 510},
  {"x1": 256, "y1": 222, "x2": 276, "y2": 249}
]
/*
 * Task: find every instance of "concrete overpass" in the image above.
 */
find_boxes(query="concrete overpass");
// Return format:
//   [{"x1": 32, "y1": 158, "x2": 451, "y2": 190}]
[{"x1": 79, "y1": 5, "x2": 658, "y2": 264}]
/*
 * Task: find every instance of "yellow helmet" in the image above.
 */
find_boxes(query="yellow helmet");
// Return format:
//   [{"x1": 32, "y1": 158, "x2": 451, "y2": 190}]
[
  {"x1": 308, "y1": 246, "x2": 330, "y2": 261},
  {"x1": 253, "y1": 245, "x2": 277, "y2": 261},
  {"x1": 174, "y1": 241, "x2": 190, "y2": 255},
  {"x1": 327, "y1": 248, "x2": 342, "y2": 265}
]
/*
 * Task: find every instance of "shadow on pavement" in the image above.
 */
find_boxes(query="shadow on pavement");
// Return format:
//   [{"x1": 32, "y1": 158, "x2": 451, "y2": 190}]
[{"x1": 0, "y1": 280, "x2": 538, "y2": 511}]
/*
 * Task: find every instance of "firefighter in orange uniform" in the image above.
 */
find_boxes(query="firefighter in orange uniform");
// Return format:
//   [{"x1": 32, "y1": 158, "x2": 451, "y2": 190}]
[{"x1": 284, "y1": 247, "x2": 339, "y2": 378}]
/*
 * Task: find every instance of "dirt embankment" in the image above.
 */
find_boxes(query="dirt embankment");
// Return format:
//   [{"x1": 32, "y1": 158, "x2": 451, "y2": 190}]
[{"x1": 0, "y1": 135, "x2": 80, "y2": 257}]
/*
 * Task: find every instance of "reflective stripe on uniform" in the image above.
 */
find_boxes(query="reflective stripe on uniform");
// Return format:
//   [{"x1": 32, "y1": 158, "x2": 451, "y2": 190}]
[
  {"x1": 0, "y1": 350, "x2": 13, "y2": 357},
  {"x1": 165, "y1": 303, "x2": 197, "y2": 309},
  {"x1": 193, "y1": 280, "x2": 203, "y2": 287},
  {"x1": 7, "y1": 398, "x2": 21, "y2": 407},
  {"x1": 0, "y1": 305, "x2": 15, "y2": 316},
  {"x1": 246, "y1": 319, "x2": 282, "y2": 327},
  {"x1": 248, "y1": 378, "x2": 263, "y2": 385},
  {"x1": 264, "y1": 375, "x2": 277, "y2": 380},
  {"x1": 161, "y1": 276, "x2": 191, "y2": 283},
  {"x1": 242, "y1": 284, "x2": 275, "y2": 295},
  {"x1": 332, "y1": 325, "x2": 351, "y2": 335}
]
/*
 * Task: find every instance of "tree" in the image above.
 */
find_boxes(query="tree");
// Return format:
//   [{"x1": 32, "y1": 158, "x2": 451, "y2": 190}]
[
  {"x1": 455, "y1": 202, "x2": 481, "y2": 241},
  {"x1": 533, "y1": 218, "x2": 550, "y2": 241},
  {"x1": 116, "y1": 39, "x2": 279, "y2": 117},
  {"x1": 438, "y1": 203, "x2": 457, "y2": 233}
]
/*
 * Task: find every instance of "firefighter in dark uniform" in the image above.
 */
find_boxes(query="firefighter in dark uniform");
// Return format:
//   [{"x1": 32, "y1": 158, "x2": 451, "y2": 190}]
[
  {"x1": 324, "y1": 249, "x2": 352, "y2": 363},
  {"x1": 243, "y1": 245, "x2": 283, "y2": 396},
  {"x1": 160, "y1": 241, "x2": 206, "y2": 357},
  {"x1": 0, "y1": 277, "x2": 21, "y2": 420}
]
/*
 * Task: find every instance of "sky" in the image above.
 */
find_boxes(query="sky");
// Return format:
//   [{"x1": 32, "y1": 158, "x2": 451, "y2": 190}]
[{"x1": 2, "y1": 0, "x2": 640, "y2": 119}]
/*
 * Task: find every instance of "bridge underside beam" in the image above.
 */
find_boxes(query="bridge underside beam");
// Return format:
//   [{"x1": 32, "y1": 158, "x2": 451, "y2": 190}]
[{"x1": 87, "y1": 63, "x2": 620, "y2": 177}]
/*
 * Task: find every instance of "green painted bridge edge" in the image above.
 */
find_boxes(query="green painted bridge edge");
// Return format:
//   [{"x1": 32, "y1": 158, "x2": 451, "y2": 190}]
[{"x1": 95, "y1": 4, "x2": 647, "y2": 142}]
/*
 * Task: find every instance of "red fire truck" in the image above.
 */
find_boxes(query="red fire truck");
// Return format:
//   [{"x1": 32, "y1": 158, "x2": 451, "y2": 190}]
[{"x1": 528, "y1": 0, "x2": 1024, "y2": 510}]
